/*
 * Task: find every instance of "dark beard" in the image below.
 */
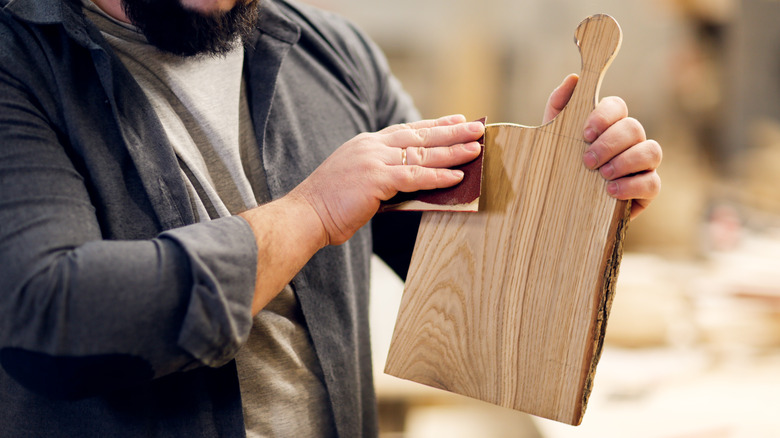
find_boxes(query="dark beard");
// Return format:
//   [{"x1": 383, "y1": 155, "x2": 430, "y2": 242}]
[{"x1": 121, "y1": 0, "x2": 260, "y2": 57}]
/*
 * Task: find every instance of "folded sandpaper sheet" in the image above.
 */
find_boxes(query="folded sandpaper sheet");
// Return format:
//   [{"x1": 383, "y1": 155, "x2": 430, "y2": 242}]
[{"x1": 378, "y1": 118, "x2": 486, "y2": 213}]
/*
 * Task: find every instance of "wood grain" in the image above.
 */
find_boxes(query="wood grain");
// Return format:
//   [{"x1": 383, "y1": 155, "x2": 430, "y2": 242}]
[{"x1": 384, "y1": 15, "x2": 630, "y2": 426}]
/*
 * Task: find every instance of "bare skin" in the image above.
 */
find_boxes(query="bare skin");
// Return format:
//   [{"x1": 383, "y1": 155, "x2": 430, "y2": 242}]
[
  {"x1": 89, "y1": 0, "x2": 662, "y2": 316},
  {"x1": 91, "y1": 0, "x2": 127, "y2": 21},
  {"x1": 91, "y1": 0, "x2": 248, "y2": 20},
  {"x1": 180, "y1": 0, "x2": 241, "y2": 13},
  {"x1": 240, "y1": 116, "x2": 485, "y2": 313},
  {"x1": 240, "y1": 75, "x2": 662, "y2": 315},
  {"x1": 546, "y1": 74, "x2": 662, "y2": 219}
]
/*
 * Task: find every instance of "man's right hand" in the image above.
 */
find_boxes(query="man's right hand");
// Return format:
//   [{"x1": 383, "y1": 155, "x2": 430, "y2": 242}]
[
  {"x1": 239, "y1": 114, "x2": 484, "y2": 313},
  {"x1": 292, "y1": 114, "x2": 485, "y2": 246}
]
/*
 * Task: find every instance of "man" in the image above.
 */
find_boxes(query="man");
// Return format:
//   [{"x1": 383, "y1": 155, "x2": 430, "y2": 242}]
[{"x1": 0, "y1": 0, "x2": 661, "y2": 436}]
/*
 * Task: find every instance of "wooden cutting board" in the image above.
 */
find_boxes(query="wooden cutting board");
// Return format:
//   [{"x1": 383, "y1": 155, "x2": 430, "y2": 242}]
[{"x1": 384, "y1": 14, "x2": 630, "y2": 426}]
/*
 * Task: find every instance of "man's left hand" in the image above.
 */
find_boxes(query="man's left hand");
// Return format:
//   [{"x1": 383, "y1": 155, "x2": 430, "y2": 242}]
[{"x1": 544, "y1": 74, "x2": 662, "y2": 219}]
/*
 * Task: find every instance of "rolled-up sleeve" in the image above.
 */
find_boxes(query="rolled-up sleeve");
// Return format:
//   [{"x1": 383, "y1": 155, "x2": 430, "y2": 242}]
[
  {"x1": 0, "y1": 44, "x2": 257, "y2": 398},
  {"x1": 162, "y1": 219, "x2": 256, "y2": 368}
]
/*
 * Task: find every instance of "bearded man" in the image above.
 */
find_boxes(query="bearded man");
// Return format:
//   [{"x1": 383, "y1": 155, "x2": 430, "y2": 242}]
[{"x1": 0, "y1": 0, "x2": 661, "y2": 436}]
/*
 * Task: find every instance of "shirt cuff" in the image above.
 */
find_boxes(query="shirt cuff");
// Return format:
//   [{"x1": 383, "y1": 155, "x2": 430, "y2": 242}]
[{"x1": 160, "y1": 215, "x2": 257, "y2": 368}]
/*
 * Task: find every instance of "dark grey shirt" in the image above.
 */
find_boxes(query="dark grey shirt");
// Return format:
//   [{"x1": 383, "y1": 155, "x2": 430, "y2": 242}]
[
  {"x1": 0, "y1": 0, "x2": 420, "y2": 436},
  {"x1": 80, "y1": 3, "x2": 334, "y2": 436}
]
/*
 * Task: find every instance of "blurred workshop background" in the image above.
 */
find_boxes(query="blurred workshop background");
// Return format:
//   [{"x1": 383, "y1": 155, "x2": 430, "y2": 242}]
[{"x1": 307, "y1": 0, "x2": 780, "y2": 436}]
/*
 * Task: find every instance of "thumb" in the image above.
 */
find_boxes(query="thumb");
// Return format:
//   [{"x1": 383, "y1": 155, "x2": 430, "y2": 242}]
[{"x1": 543, "y1": 74, "x2": 578, "y2": 123}]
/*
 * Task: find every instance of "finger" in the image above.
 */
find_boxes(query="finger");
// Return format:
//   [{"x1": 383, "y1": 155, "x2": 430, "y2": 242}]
[
  {"x1": 385, "y1": 120, "x2": 484, "y2": 149},
  {"x1": 386, "y1": 166, "x2": 465, "y2": 195},
  {"x1": 597, "y1": 139, "x2": 662, "y2": 180},
  {"x1": 606, "y1": 170, "x2": 661, "y2": 206},
  {"x1": 583, "y1": 117, "x2": 646, "y2": 170},
  {"x1": 401, "y1": 141, "x2": 481, "y2": 168},
  {"x1": 629, "y1": 198, "x2": 653, "y2": 220},
  {"x1": 543, "y1": 74, "x2": 578, "y2": 123},
  {"x1": 378, "y1": 114, "x2": 467, "y2": 134},
  {"x1": 583, "y1": 96, "x2": 629, "y2": 143}
]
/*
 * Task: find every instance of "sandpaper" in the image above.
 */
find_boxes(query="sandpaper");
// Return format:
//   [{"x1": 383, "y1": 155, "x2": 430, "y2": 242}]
[{"x1": 378, "y1": 118, "x2": 485, "y2": 212}]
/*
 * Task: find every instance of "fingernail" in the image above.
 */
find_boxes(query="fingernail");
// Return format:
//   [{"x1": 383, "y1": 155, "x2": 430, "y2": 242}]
[
  {"x1": 451, "y1": 169, "x2": 465, "y2": 178},
  {"x1": 464, "y1": 142, "x2": 481, "y2": 153},
  {"x1": 584, "y1": 126, "x2": 597, "y2": 143},
  {"x1": 447, "y1": 114, "x2": 466, "y2": 123},
  {"x1": 607, "y1": 181, "x2": 618, "y2": 196},
  {"x1": 467, "y1": 121, "x2": 484, "y2": 133},
  {"x1": 583, "y1": 150, "x2": 598, "y2": 169}
]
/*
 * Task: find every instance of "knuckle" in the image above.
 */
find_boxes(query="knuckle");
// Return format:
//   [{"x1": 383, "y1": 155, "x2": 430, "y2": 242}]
[
  {"x1": 592, "y1": 96, "x2": 628, "y2": 129},
  {"x1": 644, "y1": 144, "x2": 662, "y2": 167},
  {"x1": 393, "y1": 167, "x2": 411, "y2": 187},
  {"x1": 414, "y1": 127, "x2": 431, "y2": 144},
  {"x1": 414, "y1": 146, "x2": 429, "y2": 165},
  {"x1": 632, "y1": 143, "x2": 661, "y2": 173},
  {"x1": 354, "y1": 132, "x2": 377, "y2": 146},
  {"x1": 591, "y1": 111, "x2": 611, "y2": 130},
  {"x1": 433, "y1": 168, "x2": 453, "y2": 187},
  {"x1": 648, "y1": 139, "x2": 663, "y2": 163},
  {"x1": 625, "y1": 117, "x2": 646, "y2": 140},
  {"x1": 631, "y1": 172, "x2": 660, "y2": 199},
  {"x1": 362, "y1": 157, "x2": 380, "y2": 173},
  {"x1": 603, "y1": 95, "x2": 627, "y2": 110},
  {"x1": 594, "y1": 134, "x2": 618, "y2": 155},
  {"x1": 405, "y1": 166, "x2": 425, "y2": 185},
  {"x1": 647, "y1": 171, "x2": 662, "y2": 195}
]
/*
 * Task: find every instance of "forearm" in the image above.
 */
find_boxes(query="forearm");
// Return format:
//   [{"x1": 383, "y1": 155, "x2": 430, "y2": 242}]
[
  {"x1": 236, "y1": 117, "x2": 484, "y2": 310},
  {"x1": 238, "y1": 192, "x2": 328, "y2": 315}
]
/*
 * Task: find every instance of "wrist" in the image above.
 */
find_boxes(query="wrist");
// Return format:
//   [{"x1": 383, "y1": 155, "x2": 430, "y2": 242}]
[
  {"x1": 237, "y1": 192, "x2": 329, "y2": 314},
  {"x1": 283, "y1": 190, "x2": 330, "y2": 250}
]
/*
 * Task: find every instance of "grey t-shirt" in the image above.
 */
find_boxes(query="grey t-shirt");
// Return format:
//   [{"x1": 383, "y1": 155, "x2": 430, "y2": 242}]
[{"x1": 82, "y1": 3, "x2": 335, "y2": 436}]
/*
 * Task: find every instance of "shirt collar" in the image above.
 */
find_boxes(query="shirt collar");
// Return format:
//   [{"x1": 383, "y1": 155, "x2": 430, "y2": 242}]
[
  {"x1": 1, "y1": 0, "x2": 68, "y2": 24},
  {"x1": 254, "y1": 0, "x2": 300, "y2": 45}
]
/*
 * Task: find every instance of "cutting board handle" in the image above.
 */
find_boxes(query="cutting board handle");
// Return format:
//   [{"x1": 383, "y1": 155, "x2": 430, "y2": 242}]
[{"x1": 555, "y1": 14, "x2": 623, "y2": 139}]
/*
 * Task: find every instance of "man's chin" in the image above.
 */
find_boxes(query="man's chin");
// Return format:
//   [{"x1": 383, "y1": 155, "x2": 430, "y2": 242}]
[{"x1": 122, "y1": 0, "x2": 259, "y2": 57}]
